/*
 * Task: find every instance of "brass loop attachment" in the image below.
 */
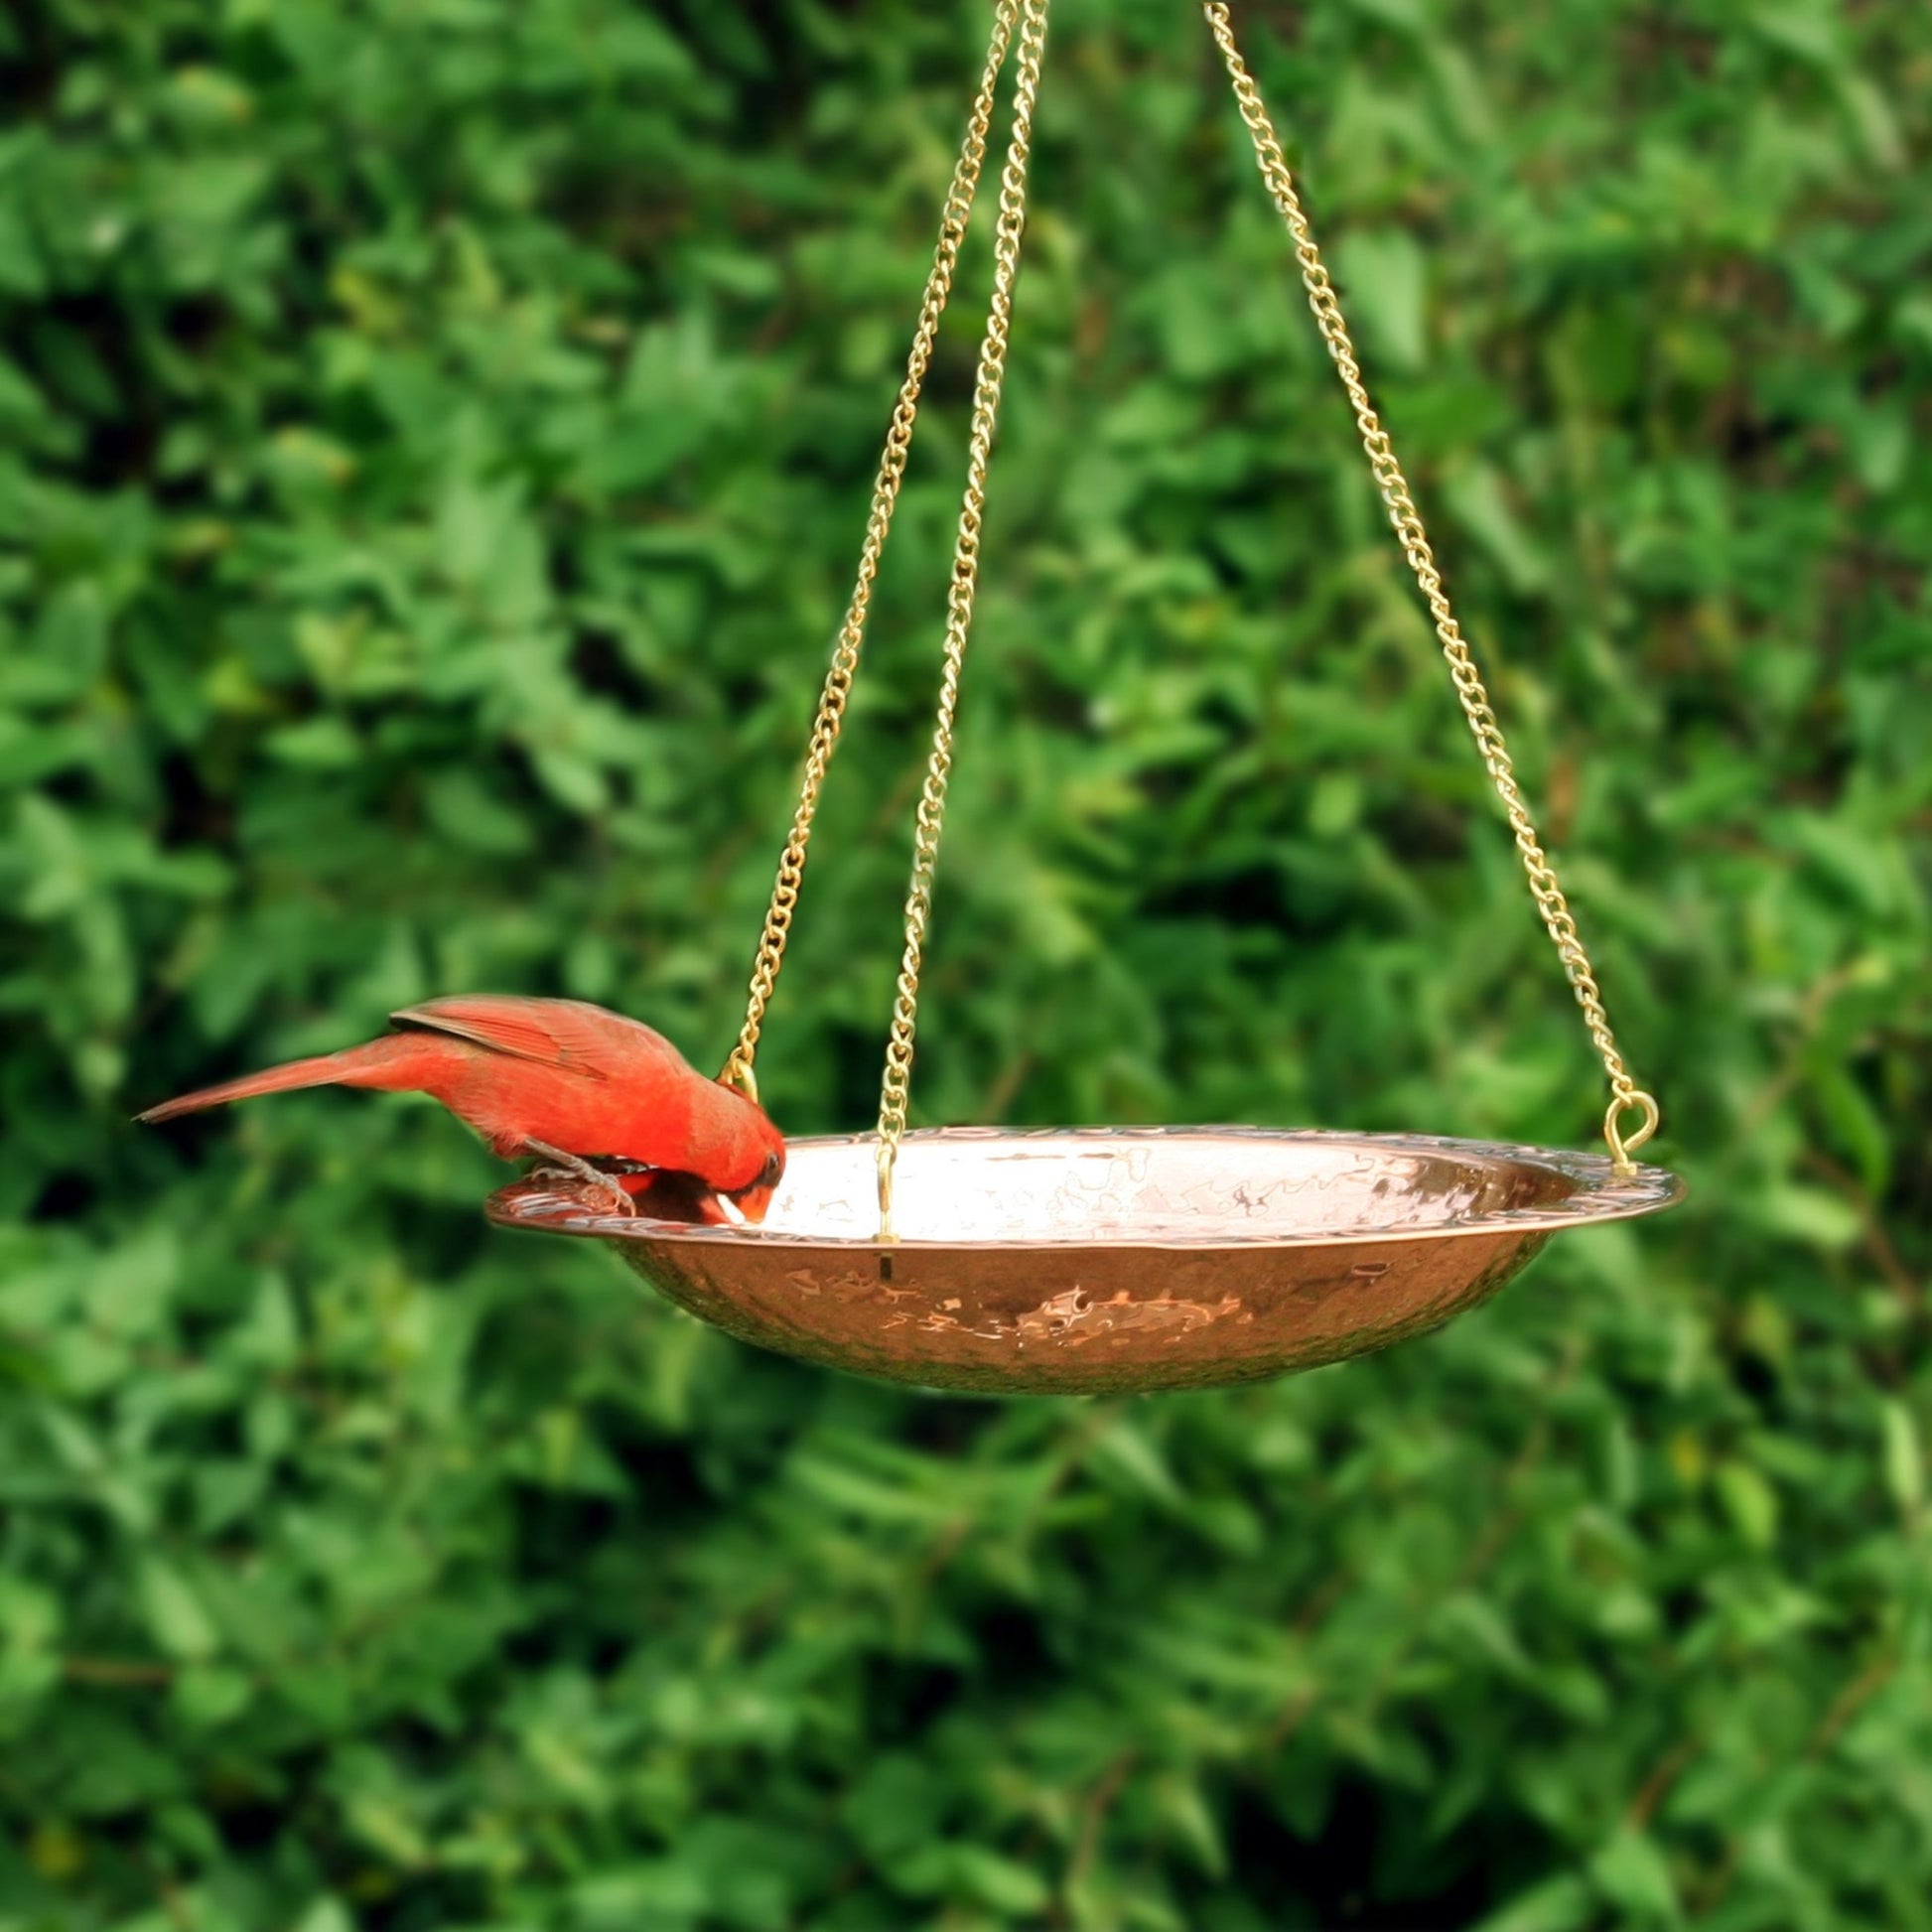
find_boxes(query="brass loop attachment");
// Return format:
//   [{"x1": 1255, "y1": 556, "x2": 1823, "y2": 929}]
[
  {"x1": 876, "y1": 1142, "x2": 899, "y2": 1243},
  {"x1": 1604, "y1": 1090, "x2": 1661, "y2": 1173}
]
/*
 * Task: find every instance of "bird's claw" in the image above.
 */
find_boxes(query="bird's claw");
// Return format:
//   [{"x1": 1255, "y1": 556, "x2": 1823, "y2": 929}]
[
  {"x1": 528, "y1": 1165, "x2": 637, "y2": 1217},
  {"x1": 521, "y1": 1140, "x2": 640, "y2": 1218}
]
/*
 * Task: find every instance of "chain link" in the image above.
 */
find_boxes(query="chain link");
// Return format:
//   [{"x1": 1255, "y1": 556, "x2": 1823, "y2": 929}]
[
  {"x1": 722, "y1": 0, "x2": 1023, "y2": 1104},
  {"x1": 875, "y1": 0, "x2": 1050, "y2": 1232},
  {"x1": 1201, "y1": 2, "x2": 1658, "y2": 1170}
]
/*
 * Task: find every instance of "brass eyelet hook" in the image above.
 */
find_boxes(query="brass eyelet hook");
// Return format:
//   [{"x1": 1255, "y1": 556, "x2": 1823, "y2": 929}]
[{"x1": 1605, "y1": 1091, "x2": 1661, "y2": 1173}]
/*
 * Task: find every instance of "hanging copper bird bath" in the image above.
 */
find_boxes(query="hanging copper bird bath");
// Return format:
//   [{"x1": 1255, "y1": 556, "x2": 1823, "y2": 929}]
[
  {"x1": 493, "y1": 1, "x2": 1684, "y2": 1391},
  {"x1": 488, "y1": 1129, "x2": 1681, "y2": 1395}
]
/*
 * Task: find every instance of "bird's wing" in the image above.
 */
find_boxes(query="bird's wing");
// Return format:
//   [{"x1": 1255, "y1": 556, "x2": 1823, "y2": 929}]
[{"x1": 390, "y1": 996, "x2": 688, "y2": 1083}]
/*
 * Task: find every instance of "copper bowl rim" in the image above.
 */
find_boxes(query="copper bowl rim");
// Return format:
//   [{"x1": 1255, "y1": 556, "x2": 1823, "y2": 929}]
[{"x1": 485, "y1": 1125, "x2": 1686, "y2": 1252}]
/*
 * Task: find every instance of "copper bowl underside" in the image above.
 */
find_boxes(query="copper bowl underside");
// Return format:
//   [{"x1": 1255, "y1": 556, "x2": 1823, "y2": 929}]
[{"x1": 485, "y1": 1128, "x2": 1684, "y2": 1395}]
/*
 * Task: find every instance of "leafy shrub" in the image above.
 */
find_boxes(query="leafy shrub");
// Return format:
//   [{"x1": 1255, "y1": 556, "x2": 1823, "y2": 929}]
[{"x1": 1, "y1": 2, "x2": 1926, "y2": 1928}]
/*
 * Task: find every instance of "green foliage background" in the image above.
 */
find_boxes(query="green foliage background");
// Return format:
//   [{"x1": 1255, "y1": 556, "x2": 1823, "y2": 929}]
[{"x1": 2, "y1": 0, "x2": 1928, "y2": 1926}]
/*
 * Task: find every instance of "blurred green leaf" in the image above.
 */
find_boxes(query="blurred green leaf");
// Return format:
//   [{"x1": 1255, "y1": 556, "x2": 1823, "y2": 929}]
[
  {"x1": 0, "y1": 2, "x2": 1925, "y2": 1928},
  {"x1": 1331, "y1": 226, "x2": 1430, "y2": 372},
  {"x1": 137, "y1": 1558, "x2": 218, "y2": 1663}
]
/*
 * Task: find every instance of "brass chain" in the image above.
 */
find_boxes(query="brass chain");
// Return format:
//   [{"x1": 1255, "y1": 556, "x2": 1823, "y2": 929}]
[
  {"x1": 1201, "y1": 3, "x2": 1659, "y2": 1171},
  {"x1": 875, "y1": 0, "x2": 1051, "y2": 1233},
  {"x1": 727, "y1": 0, "x2": 1657, "y2": 1181},
  {"x1": 722, "y1": 0, "x2": 1023, "y2": 1105}
]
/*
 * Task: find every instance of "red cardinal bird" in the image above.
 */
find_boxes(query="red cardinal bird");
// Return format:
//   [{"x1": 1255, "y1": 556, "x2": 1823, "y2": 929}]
[{"x1": 136, "y1": 995, "x2": 785, "y2": 1224}]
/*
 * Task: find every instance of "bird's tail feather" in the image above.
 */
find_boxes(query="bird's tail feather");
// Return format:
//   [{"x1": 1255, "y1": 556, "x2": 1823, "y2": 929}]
[{"x1": 135, "y1": 1035, "x2": 431, "y2": 1124}]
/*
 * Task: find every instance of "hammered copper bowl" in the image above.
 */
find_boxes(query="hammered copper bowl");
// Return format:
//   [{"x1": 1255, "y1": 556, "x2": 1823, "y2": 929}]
[{"x1": 485, "y1": 1127, "x2": 1684, "y2": 1395}]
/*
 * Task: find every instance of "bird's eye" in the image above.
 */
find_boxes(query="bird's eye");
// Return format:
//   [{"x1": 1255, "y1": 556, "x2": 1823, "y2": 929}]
[{"x1": 759, "y1": 1151, "x2": 782, "y2": 1187}]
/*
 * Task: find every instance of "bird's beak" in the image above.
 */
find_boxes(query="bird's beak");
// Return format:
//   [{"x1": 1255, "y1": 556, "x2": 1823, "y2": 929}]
[
  {"x1": 690, "y1": 1179, "x2": 777, "y2": 1228},
  {"x1": 729, "y1": 1183, "x2": 776, "y2": 1226}
]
